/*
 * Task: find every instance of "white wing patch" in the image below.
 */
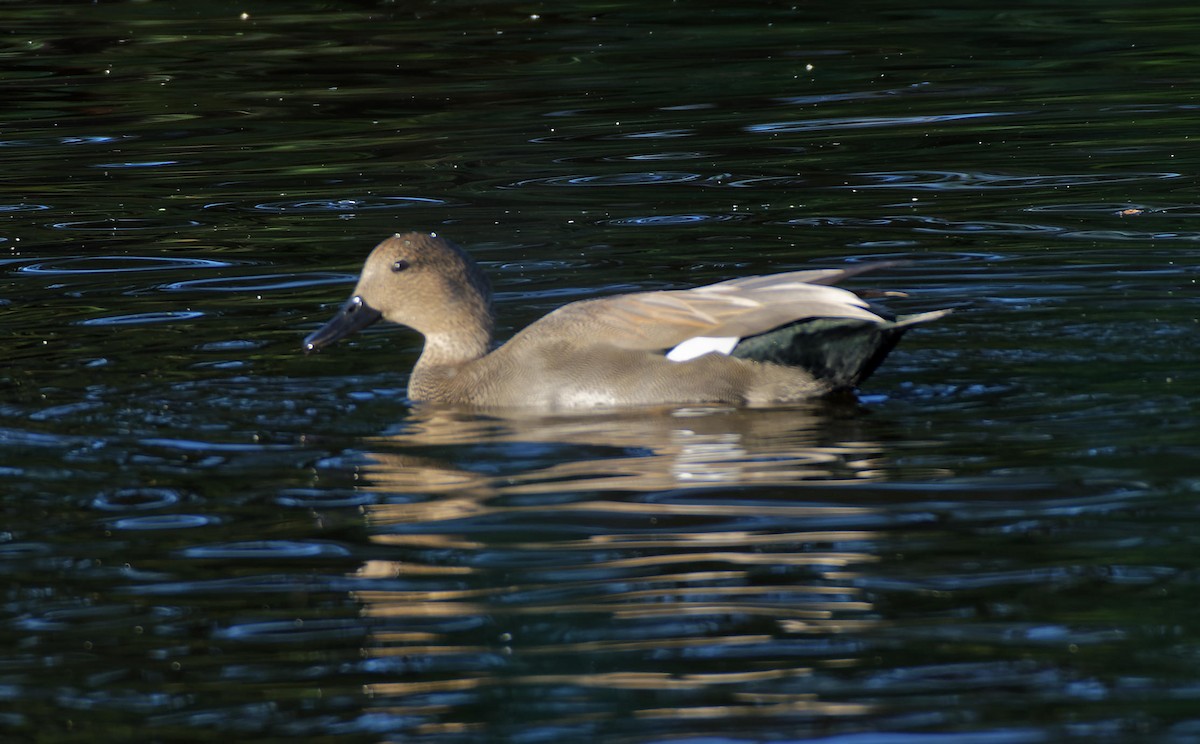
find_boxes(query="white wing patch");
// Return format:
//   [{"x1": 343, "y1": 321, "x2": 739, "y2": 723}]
[{"x1": 666, "y1": 335, "x2": 740, "y2": 362}]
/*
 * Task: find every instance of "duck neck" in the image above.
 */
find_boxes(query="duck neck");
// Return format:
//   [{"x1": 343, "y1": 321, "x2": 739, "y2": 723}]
[
  {"x1": 408, "y1": 324, "x2": 492, "y2": 401},
  {"x1": 417, "y1": 327, "x2": 492, "y2": 368}
]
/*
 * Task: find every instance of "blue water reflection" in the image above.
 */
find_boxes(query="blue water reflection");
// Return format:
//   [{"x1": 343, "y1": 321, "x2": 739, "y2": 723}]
[
  {"x1": 746, "y1": 111, "x2": 1019, "y2": 133},
  {"x1": 19, "y1": 256, "x2": 235, "y2": 274}
]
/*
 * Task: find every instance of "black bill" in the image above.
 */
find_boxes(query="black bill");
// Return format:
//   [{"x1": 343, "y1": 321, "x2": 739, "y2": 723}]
[{"x1": 302, "y1": 295, "x2": 383, "y2": 353}]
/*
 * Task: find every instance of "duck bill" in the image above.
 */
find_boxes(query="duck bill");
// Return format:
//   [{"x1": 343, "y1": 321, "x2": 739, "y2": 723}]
[{"x1": 303, "y1": 295, "x2": 383, "y2": 353}]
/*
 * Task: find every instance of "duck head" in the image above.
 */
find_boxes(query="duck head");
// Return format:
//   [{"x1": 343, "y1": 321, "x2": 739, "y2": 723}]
[{"x1": 303, "y1": 231, "x2": 493, "y2": 354}]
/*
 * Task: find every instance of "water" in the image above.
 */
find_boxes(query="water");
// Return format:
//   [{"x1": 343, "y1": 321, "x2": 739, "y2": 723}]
[{"x1": 3, "y1": 1, "x2": 1199, "y2": 741}]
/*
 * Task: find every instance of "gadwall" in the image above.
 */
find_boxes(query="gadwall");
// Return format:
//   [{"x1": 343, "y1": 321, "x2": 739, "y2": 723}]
[{"x1": 303, "y1": 231, "x2": 948, "y2": 409}]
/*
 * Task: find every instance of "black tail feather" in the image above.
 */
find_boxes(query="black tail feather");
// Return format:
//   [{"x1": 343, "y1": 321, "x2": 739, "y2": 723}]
[{"x1": 731, "y1": 310, "x2": 948, "y2": 389}]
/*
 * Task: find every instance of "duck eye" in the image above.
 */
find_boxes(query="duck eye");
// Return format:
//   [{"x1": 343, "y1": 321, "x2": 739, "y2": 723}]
[{"x1": 391, "y1": 259, "x2": 410, "y2": 273}]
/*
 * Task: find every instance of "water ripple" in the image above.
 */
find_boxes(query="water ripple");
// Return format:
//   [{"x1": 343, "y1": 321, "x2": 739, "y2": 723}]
[
  {"x1": 772, "y1": 88, "x2": 916, "y2": 106},
  {"x1": 159, "y1": 271, "x2": 350, "y2": 292},
  {"x1": 195, "y1": 340, "x2": 265, "y2": 352},
  {"x1": 0, "y1": 134, "x2": 134, "y2": 148},
  {"x1": 1026, "y1": 203, "x2": 1200, "y2": 217},
  {"x1": 786, "y1": 214, "x2": 1200, "y2": 241},
  {"x1": 607, "y1": 128, "x2": 695, "y2": 139},
  {"x1": 179, "y1": 540, "x2": 352, "y2": 560},
  {"x1": 839, "y1": 250, "x2": 1009, "y2": 263},
  {"x1": 790, "y1": 215, "x2": 1064, "y2": 235},
  {"x1": 606, "y1": 213, "x2": 747, "y2": 226},
  {"x1": 49, "y1": 218, "x2": 204, "y2": 231},
  {"x1": 275, "y1": 489, "x2": 377, "y2": 508},
  {"x1": 138, "y1": 438, "x2": 298, "y2": 453},
  {"x1": 506, "y1": 172, "x2": 704, "y2": 188},
  {"x1": 746, "y1": 111, "x2": 1017, "y2": 133},
  {"x1": 124, "y1": 574, "x2": 345, "y2": 597},
  {"x1": 848, "y1": 170, "x2": 1183, "y2": 190},
  {"x1": 0, "y1": 426, "x2": 83, "y2": 447},
  {"x1": 77, "y1": 310, "x2": 206, "y2": 326},
  {"x1": 0, "y1": 542, "x2": 54, "y2": 560},
  {"x1": 505, "y1": 172, "x2": 814, "y2": 190},
  {"x1": 622, "y1": 151, "x2": 712, "y2": 161},
  {"x1": 111, "y1": 514, "x2": 217, "y2": 530},
  {"x1": 787, "y1": 216, "x2": 896, "y2": 228},
  {"x1": 17, "y1": 256, "x2": 234, "y2": 275},
  {"x1": 0, "y1": 203, "x2": 50, "y2": 212},
  {"x1": 213, "y1": 617, "x2": 366, "y2": 643},
  {"x1": 1060, "y1": 229, "x2": 1200, "y2": 242},
  {"x1": 92, "y1": 487, "x2": 182, "y2": 512},
  {"x1": 204, "y1": 196, "x2": 451, "y2": 213},
  {"x1": 700, "y1": 175, "x2": 810, "y2": 188},
  {"x1": 92, "y1": 160, "x2": 182, "y2": 169}
]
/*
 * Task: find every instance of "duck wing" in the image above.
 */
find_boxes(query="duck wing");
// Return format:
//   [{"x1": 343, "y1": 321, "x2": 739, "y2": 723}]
[{"x1": 522, "y1": 269, "x2": 889, "y2": 354}]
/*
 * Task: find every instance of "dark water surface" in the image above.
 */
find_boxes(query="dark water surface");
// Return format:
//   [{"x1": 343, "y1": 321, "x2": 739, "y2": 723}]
[{"x1": 3, "y1": 1, "x2": 1199, "y2": 741}]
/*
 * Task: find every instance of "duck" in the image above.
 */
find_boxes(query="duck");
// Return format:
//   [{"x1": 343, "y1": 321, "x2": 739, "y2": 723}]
[{"x1": 303, "y1": 231, "x2": 948, "y2": 409}]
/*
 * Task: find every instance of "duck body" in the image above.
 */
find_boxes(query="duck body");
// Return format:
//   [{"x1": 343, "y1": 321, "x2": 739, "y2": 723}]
[{"x1": 303, "y1": 232, "x2": 948, "y2": 410}]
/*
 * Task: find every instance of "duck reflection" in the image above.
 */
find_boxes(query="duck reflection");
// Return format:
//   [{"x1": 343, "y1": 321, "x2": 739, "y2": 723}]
[
  {"x1": 362, "y1": 399, "x2": 901, "y2": 496},
  {"x1": 348, "y1": 402, "x2": 922, "y2": 735}
]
